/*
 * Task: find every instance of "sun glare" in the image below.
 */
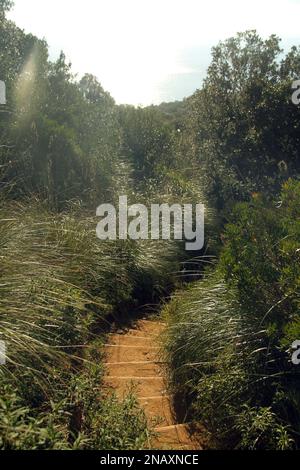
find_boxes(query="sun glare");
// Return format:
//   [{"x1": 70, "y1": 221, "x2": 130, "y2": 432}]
[{"x1": 8, "y1": 0, "x2": 300, "y2": 105}]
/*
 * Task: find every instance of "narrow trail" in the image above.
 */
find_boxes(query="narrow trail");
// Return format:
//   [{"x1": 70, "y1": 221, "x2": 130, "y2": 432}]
[{"x1": 103, "y1": 318, "x2": 206, "y2": 450}]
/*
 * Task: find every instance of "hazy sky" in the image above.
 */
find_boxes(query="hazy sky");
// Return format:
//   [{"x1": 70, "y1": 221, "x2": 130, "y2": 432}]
[{"x1": 8, "y1": 0, "x2": 300, "y2": 106}]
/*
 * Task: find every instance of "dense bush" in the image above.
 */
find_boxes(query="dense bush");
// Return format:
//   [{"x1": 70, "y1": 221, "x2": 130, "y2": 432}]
[
  {"x1": 0, "y1": 10, "x2": 120, "y2": 207},
  {"x1": 0, "y1": 196, "x2": 187, "y2": 448},
  {"x1": 163, "y1": 271, "x2": 298, "y2": 449},
  {"x1": 221, "y1": 179, "x2": 300, "y2": 347},
  {"x1": 163, "y1": 180, "x2": 300, "y2": 449},
  {"x1": 0, "y1": 356, "x2": 150, "y2": 450},
  {"x1": 2, "y1": 2, "x2": 300, "y2": 450},
  {"x1": 184, "y1": 31, "x2": 300, "y2": 211}
]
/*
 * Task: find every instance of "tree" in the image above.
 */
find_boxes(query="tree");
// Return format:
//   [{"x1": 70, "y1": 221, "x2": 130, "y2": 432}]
[
  {"x1": 0, "y1": 0, "x2": 13, "y2": 13},
  {"x1": 187, "y1": 31, "x2": 300, "y2": 211},
  {"x1": 0, "y1": 16, "x2": 121, "y2": 207},
  {"x1": 118, "y1": 105, "x2": 174, "y2": 179}
]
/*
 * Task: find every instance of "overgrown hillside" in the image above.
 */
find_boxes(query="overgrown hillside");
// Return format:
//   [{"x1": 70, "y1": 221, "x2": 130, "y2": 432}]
[
  {"x1": 163, "y1": 32, "x2": 300, "y2": 449},
  {"x1": 1, "y1": 1, "x2": 300, "y2": 450},
  {"x1": 0, "y1": 1, "x2": 201, "y2": 448}
]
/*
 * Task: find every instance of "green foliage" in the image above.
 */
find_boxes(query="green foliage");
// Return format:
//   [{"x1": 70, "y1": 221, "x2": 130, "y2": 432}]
[
  {"x1": 155, "y1": 100, "x2": 187, "y2": 130},
  {"x1": 220, "y1": 195, "x2": 285, "y2": 319},
  {"x1": 0, "y1": 199, "x2": 171, "y2": 448},
  {"x1": 84, "y1": 389, "x2": 150, "y2": 450},
  {"x1": 235, "y1": 405, "x2": 294, "y2": 450},
  {"x1": 0, "y1": 384, "x2": 68, "y2": 450},
  {"x1": 0, "y1": 0, "x2": 13, "y2": 14},
  {"x1": 0, "y1": 14, "x2": 120, "y2": 207},
  {"x1": 0, "y1": 363, "x2": 150, "y2": 450},
  {"x1": 220, "y1": 180, "x2": 300, "y2": 346},
  {"x1": 118, "y1": 105, "x2": 175, "y2": 179},
  {"x1": 185, "y1": 31, "x2": 300, "y2": 211},
  {"x1": 162, "y1": 271, "x2": 296, "y2": 449},
  {"x1": 162, "y1": 180, "x2": 300, "y2": 448},
  {"x1": 162, "y1": 182, "x2": 300, "y2": 449}
]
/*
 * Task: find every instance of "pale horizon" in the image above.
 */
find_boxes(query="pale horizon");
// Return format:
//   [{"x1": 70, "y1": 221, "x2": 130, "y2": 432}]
[{"x1": 8, "y1": 0, "x2": 300, "y2": 106}]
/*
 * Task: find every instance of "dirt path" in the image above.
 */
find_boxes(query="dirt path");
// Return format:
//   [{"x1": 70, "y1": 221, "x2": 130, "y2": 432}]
[{"x1": 103, "y1": 318, "x2": 206, "y2": 450}]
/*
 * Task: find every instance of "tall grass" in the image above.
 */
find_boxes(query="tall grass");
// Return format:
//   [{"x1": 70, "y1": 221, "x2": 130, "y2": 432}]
[
  {"x1": 0, "y1": 146, "x2": 218, "y2": 448},
  {"x1": 0, "y1": 197, "x2": 152, "y2": 448},
  {"x1": 162, "y1": 270, "x2": 295, "y2": 449},
  {"x1": 0, "y1": 200, "x2": 125, "y2": 381},
  {"x1": 0, "y1": 193, "x2": 191, "y2": 448}
]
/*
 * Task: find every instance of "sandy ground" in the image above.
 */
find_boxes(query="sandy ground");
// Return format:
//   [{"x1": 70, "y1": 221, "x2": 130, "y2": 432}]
[{"x1": 103, "y1": 318, "x2": 207, "y2": 450}]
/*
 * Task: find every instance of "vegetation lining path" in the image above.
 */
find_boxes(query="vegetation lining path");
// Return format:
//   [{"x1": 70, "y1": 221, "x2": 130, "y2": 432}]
[{"x1": 104, "y1": 319, "x2": 205, "y2": 450}]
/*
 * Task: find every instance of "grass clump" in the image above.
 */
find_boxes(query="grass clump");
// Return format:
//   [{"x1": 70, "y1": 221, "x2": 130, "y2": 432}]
[
  {"x1": 0, "y1": 358, "x2": 150, "y2": 450},
  {"x1": 0, "y1": 198, "x2": 156, "y2": 449},
  {"x1": 162, "y1": 270, "x2": 296, "y2": 449},
  {"x1": 163, "y1": 181, "x2": 300, "y2": 449}
]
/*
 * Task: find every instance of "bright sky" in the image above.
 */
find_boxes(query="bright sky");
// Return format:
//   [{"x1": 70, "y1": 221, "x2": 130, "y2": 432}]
[{"x1": 8, "y1": 0, "x2": 300, "y2": 106}]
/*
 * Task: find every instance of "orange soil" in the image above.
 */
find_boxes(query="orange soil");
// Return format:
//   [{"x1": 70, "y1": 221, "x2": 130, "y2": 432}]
[{"x1": 103, "y1": 319, "x2": 208, "y2": 450}]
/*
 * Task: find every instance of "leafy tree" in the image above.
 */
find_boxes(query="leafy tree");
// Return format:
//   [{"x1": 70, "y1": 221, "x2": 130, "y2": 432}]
[
  {"x1": 118, "y1": 105, "x2": 174, "y2": 179},
  {"x1": 187, "y1": 31, "x2": 300, "y2": 211},
  {"x1": 0, "y1": 15, "x2": 122, "y2": 206},
  {"x1": 0, "y1": 0, "x2": 13, "y2": 13}
]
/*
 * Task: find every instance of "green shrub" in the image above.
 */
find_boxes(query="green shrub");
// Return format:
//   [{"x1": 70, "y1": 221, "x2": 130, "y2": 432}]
[
  {"x1": 0, "y1": 361, "x2": 151, "y2": 450},
  {"x1": 235, "y1": 405, "x2": 294, "y2": 450},
  {"x1": 162, "y1": 270, "x2": 296, "y2": 449},
  {"x1": 0, "y1": 383, "x2": 69, "y2": 450},
  {"x1": 0, "y1": 199, "x2": 157, "y2": 448},
  {"x1": 220, "y1": 180, "x2": 300, "y2": 348},
  {"x1": 160, "y1": 180, "x2": 298, "y2": 448}
]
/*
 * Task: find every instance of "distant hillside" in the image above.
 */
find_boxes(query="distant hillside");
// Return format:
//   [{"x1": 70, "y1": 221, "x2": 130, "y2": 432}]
[{"x1": 149, "y1": 100, "x2": 187, "y2": 129}]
